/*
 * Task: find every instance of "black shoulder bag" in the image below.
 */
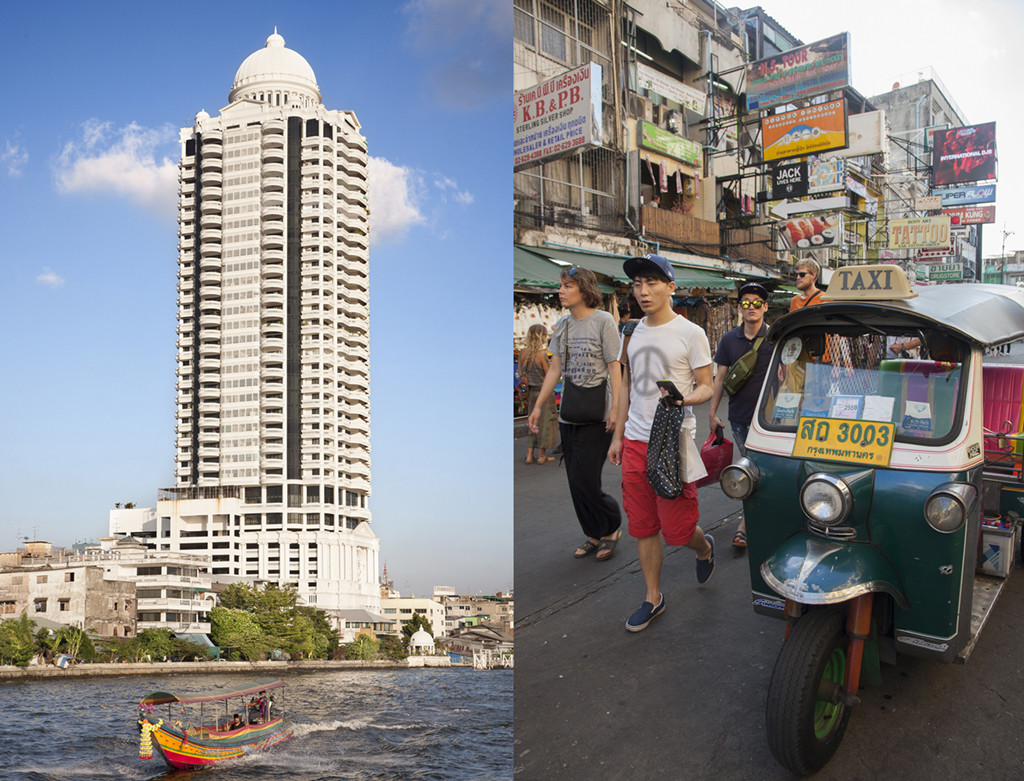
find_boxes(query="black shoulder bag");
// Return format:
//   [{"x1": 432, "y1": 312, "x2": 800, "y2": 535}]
[{"x1": 559, "y1": 319, "x2": 608, "y2": 424}]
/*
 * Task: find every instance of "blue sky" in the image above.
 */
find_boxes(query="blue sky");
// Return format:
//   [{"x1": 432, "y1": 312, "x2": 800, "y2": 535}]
[{"x1": 0, "y1": 0, "x2": 511, "y2": 599}]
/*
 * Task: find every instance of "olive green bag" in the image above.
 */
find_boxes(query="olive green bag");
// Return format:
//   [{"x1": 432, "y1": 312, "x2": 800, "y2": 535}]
[{"x1": 722, "y1": 336, "x2": 764, "y2": 396}]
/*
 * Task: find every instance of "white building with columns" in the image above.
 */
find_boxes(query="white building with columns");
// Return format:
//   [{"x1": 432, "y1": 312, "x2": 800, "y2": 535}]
[{"x1": 111, "y1": 31, "x2": 379, "y2": 620}]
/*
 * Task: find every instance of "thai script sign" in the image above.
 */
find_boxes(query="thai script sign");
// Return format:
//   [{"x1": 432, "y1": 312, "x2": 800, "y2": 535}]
[
  {"x1": 636, "y1": 62, "x2": 706, "y2": 114},
  {"x1": 942, "y1": 205, "x2": 995, "y2": 225},
  {"x1": 932, "y1": 122, "x2": 997, "y2": 186},
  {"x1": 514, "y1": 63, "x2": 603, "y2": 168},
  {"x1": 638, "y1": 120, "x2": 701, "y2": 166},
  {"x1": 793, "y1": 417, "x2": 895, "y2": 468},
  {"x1": 926, "y1": 263, "x2": 963, "y2": 281},
  {"x1": 762, "y1": 100, "x2": 848, "y2": 162},
  {"x1": 888, "y1": 216, "x2": 951, "y2": 249},
  {"x1": 747, "y1": 34, "x2": 850, "y2": 112},
  {"x1": 931, "y1": 184, "x2": 996, "y2": 206}
]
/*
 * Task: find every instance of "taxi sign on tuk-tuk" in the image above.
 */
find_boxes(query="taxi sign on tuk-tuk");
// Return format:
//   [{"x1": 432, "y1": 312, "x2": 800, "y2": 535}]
[{"x1": 821, "y1": 264, "x2": 917, "y2": 301}]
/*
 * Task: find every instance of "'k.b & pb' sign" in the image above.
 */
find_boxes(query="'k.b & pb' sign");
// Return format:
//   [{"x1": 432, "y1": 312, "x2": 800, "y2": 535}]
[{"x1": 773, "y1": 160, "x2": 808, "y2": 198}]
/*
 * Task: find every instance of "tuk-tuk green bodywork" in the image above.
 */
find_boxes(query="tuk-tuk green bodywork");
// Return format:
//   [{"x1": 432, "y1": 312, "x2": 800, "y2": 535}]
[{"x1": 746, "y1": 451, "x2": 979, "y2": 661}]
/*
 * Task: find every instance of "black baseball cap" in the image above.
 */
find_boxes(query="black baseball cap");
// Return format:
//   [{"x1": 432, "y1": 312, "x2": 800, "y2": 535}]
[{"x1": 738, "y1": 281, "x2": 769, "y2": 300}]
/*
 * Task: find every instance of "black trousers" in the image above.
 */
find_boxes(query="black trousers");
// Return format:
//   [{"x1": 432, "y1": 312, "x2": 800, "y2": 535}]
[{"x1": 560, "y1": 421, "x2": 621, "y2": 540}]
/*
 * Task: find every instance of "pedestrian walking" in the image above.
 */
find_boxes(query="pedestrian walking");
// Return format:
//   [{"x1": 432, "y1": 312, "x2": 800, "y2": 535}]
[
  {"x1": 519, "y1": 324, "x2": 557, "y2": 464},
  {"x1": 528, "y1": 266, "x2": 623, "y2": 561},
  {"x1": 709, "y1": 282, "x2": 773, "y2": 548},
  {"x1": 790, "y1": 257, "x2": 823, "y2": 311},
  {"x1": 609, "y1": 254, "x2": 715, "y2": 631}
]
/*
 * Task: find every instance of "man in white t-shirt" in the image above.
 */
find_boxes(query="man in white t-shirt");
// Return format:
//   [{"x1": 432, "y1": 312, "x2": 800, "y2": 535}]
[{"x1": 609, "y1": 254, "x2": 716, "y2": 632}]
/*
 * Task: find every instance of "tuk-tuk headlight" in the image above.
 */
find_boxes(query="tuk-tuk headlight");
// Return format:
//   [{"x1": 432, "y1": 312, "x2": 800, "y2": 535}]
[
  {"x1": 720, "y1": 458, "x2": 759, "y2": 500},
  {"x1": 924, "y1": 483, "x2": 976, "y2": 533},
  {"x1": 800, "y1": 473, "x2": 852, "y2": 526}
]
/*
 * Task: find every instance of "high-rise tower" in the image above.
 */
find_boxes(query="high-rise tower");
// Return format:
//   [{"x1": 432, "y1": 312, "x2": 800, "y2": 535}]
[{"x1": 114, "y1": 32, "x2": 378, "y2": 617}]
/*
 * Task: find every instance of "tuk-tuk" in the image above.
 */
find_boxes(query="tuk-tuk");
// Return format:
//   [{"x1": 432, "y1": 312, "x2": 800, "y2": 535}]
[{"x1": 720, "y1": 264, "x2": 1024, "y2": 775}]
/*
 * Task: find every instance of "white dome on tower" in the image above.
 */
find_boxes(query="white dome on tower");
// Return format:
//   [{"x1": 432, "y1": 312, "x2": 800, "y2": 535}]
[{"x1": 229, "y1": 30, "x2": 320, "y2": 105}]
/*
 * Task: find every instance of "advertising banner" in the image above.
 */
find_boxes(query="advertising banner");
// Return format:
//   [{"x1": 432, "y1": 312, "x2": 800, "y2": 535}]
[
  {"x1": 808, "y1": 156, "x2": 846, "y2": 193},
  {"x1": 747, "y1": 34, "x2": 850, "y2": 112},
  {"x1": 916, "y1": 195, "x2": 942, "y2": 211},
  {"x1": 889, "y1": 216, "x2": 951, "y2": 249},
  {"x1": 636, "y1": 62, "x2": 706, "y2": 114},
  {"x1": 932, "y1": 122, "x2": 997, "y2": 186},
  {"x1": 777, "y1": 213, "x2": 843, "y2": 251},
  {"x1": 762, "y1": 100, "x2": 848, "y2": 162},
  {"x1": 638, "y1": 120, "x2": 701, "y2": 167},
  {"x1": 514, "y1": 63, "x2": 603, "y2": 169},
  {"x1": 927, "y1": 263, "x2": 963, "y2": 281},
  {"x1": 942, "y1": 205, "x2": 995, "y2": 225},
  {"x1": 772, "y1": 160, "x2": 808, "y2": 198},
  {"x1": 931, "y1": 184, "x2": 996, "y2": 206}
]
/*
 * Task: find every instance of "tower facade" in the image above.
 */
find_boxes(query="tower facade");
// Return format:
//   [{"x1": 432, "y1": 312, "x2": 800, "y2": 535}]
[{"x1": 147, "y1": 32, "x2": 377, "y2": 615}]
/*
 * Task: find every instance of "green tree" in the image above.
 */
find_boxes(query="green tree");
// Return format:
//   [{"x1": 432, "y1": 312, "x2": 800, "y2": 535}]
[
  {"x1": 401, "y1": 612, "x2": 434, "y2": 645},
  {"x1": 0, "y1": 614, "x2": 37, "y2": 666},
  {"x1": 344, "y1": 634, "x2": 379, "y2": 660},
  {"x1": 377, "y1": 634, "x2": 409, "y2": 660},
  {"x1": 210, "y1": 606, "x2": 275, "y2": 661}
]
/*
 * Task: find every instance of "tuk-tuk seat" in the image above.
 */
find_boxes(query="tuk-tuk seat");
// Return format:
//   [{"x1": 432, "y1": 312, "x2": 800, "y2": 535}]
[{"x1": 981, "y1": 365, "x2": 1024, "y2": 469}]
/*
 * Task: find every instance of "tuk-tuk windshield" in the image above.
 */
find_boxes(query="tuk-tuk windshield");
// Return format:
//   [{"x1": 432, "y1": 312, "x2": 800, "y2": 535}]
[{"x1": 759, "y1": 326, "x2": 967, "y2": 443}]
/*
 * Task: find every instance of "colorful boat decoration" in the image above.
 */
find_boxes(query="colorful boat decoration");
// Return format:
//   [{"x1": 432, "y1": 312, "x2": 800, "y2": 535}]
[{"x1": 137, "y1": 678, "x2": 293, "y2": 769}]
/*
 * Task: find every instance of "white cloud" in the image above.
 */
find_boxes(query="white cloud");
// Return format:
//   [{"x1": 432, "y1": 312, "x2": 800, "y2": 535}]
[
  {"x1": 55, "y1": 121, "x2": 178, "y2": 219},
  {"x1": 368, "y1": 156, "x2": 427, "y2": 245},
  {"x1": 2, "y1": 141, "x2": 28, "y2": 177},
  {"x1": 37, "y1": 267, "x2": 64, "y2": 287},
  {"x1": 454, "y1": 190, "x2": 474, "y2": 206}
]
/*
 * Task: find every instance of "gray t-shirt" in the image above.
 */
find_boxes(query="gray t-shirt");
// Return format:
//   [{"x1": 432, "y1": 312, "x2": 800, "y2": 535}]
[{"x1": 549, "y1": 310, "x2": 621, "y2": 423}]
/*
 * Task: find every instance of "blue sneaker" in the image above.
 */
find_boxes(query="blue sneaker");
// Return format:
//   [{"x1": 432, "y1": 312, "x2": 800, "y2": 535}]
[
  {"x1": 696, "y1": 534, "x2": 715, "y2": 584},
  {"x1": 625, "y1": 594, "x2": 665, "y2": 632}
]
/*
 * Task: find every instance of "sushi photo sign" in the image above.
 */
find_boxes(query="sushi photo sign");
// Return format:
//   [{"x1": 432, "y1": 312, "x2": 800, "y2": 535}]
[
  {"x1": 762, "y1": 99, "x2": 848, "y2": 163},
  {"x1": 777, "y1": 213, "x2": 844, "y2": 251}
]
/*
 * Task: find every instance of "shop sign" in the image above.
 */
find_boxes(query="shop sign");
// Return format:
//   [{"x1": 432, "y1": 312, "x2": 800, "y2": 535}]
[
  {"x1": 514, "y1": 63, "x2": 603, "y2": 168},
  {"x1": 747, "y1": 33, "x2": 850, "y2": 111},
  {"x1": 888, "y1": 216, "x2": 951, "y2": 249},
  {"x1": 931, "y1": 184, "x2": 996, "y2": 206},
  {"x1": 932, "y1": 122, "x2": 997, "y2": 186},
  {"x1": 928, "y1": 263, "x2": 963, "y2": 281},
  {"x1": 772, "y1": 160, "x2": 808, "y2": 198},
  {"x1": 762, "y1": 100, "x2": 848, "y2": 162},
  {"x1": 636, "y1": 62, "x2": 706, "y2": 114},
  {"x1": 916, "y1": 195, "x2": 943, "y2": 211},
  {"x1": 942, "y1": 205, "x2": 995, "y2": 225},
  {"x1": 777, "y1": 213, "x2": 843, "y2": 251},
  {"x1": 638, "y1": 120, "x2": 701, "y2": 166},
  {"x1": 808, "y1": 156, "x2": 845, "y2": 193}
]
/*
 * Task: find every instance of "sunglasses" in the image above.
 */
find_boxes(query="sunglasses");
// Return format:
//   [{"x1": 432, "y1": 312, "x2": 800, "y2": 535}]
[
  {"x1": 796, "y1": 271, "x2": 810, "y2": 278},
  {"x1": 739, "y1": 300, "x2": 765, "y2": 309}
]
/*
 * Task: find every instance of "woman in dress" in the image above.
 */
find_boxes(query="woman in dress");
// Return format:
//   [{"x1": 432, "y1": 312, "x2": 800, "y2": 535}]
[{"x1": 519, "y1": 324, "x2": 557, "y2": 464}]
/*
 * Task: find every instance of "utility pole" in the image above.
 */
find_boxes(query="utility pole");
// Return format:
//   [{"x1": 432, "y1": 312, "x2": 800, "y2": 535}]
[{"x1": 1002, "y1": 223, "x2": 1014, "y2": 285}]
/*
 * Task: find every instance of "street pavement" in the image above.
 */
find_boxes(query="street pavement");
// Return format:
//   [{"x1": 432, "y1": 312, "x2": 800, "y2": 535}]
[{"x1": 514, "y1": 341, "x2": 1024, "y2": 779}]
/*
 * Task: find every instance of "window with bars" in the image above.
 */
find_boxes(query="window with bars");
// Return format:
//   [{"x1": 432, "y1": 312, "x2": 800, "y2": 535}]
[{"x1": 514, "y1": 0, "x2": 609, "y2": 73}]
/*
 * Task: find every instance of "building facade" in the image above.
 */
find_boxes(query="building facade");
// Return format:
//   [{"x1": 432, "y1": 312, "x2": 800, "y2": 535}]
[{"x1": 112, "y1": 32, "x2": 379, "y2": 619}]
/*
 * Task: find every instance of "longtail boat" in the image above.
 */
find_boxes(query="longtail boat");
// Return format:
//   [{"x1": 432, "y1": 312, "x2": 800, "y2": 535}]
[{"x1": 137, "y1": 678, "x2": 292, "y2": 769}]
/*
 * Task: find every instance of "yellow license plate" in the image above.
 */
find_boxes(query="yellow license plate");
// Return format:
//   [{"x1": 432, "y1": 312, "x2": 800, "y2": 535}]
[{"x1": 792, "y1": 416, "x2": 896, "y2": 467}]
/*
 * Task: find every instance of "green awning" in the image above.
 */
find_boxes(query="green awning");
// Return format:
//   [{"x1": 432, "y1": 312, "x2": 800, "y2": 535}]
[
  {"x1": 518, "y1": 244, "x2": 736, "y2": 291},
  {"x1": 514, "y1": 246, "x2": 561, "y2": 288}
]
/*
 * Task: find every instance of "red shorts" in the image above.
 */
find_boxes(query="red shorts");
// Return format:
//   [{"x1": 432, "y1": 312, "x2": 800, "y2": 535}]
[{"x1": 621, "y1": 437, "x2": 699, "y2": 546}]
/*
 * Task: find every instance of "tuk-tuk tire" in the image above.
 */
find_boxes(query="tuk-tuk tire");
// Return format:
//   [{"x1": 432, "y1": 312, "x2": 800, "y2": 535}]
[{"x1": 766, "y1": 609, "x2": 852, "y2": 776}]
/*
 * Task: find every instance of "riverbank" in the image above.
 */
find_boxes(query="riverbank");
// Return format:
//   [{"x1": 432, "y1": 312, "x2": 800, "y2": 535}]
[{"x1": 0, "y1": 656, "x2": 457, "y2": 680}]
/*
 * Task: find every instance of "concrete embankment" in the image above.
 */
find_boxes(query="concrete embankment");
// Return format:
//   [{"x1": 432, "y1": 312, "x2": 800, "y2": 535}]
[{"x1": 0, "y1": 656, "x2": 456, "y2": 681}]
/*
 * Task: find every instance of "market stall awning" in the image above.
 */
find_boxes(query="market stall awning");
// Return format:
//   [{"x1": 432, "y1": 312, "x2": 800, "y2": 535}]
[
  {"x1": 520, "y1": 245, "x2": 736, "y2": 291},
  {"x1": 514, "y1": 246, "x2": 616, "y2": 292}
]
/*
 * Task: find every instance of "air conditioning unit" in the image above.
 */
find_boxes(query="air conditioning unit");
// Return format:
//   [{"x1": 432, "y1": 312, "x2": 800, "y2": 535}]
[{"x1": 629, "y1": 95, "x2": 653, "y2": 123}]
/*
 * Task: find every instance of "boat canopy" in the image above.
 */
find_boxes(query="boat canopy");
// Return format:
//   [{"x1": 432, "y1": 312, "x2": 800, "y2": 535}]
[
  {"x1": 140, "y1": 679, "x2": 285, "y2": 706},
  {"x1": 771, "y1": 282, "x2": 1024, "y2": 348}
]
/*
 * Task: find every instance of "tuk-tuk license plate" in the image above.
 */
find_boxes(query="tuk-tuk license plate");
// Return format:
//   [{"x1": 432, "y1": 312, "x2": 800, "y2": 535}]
[{"x1": 792, "y1": 417, "x2": 896, "y2": 467}]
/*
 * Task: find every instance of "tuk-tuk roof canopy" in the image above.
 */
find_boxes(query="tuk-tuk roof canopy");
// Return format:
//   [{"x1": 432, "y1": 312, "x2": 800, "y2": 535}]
[
  {"x1": 771, "y1": 282, "x2": 1024, "y2": 348},
  {"x1": 140, "y1": 679, "x2": 284, "y2": 706}
]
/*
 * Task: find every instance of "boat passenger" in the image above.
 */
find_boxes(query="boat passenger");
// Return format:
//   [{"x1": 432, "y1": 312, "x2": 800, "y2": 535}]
[{"x1": 228, "y1": 713, "x2": 244, "y2": 730}]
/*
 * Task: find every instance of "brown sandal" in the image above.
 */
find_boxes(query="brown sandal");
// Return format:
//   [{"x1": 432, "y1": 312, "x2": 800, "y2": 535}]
[
  {"x1": 574, "y1": 539, "x2": 599, "y2": 558},
  {"x1": 595, "y1": 530, "x2": 622, "y2": 561}
]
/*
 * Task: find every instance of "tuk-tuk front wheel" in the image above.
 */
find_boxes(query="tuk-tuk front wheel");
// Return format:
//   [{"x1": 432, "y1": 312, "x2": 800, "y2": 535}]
[{"x1": 766, "y1": 609, "x2": 852, "y2": 776}]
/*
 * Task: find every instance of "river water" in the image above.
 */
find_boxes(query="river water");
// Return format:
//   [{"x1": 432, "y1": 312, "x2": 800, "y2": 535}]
[{"x1": 0, "y1": 668, "x2": 512, "y2": 780}]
